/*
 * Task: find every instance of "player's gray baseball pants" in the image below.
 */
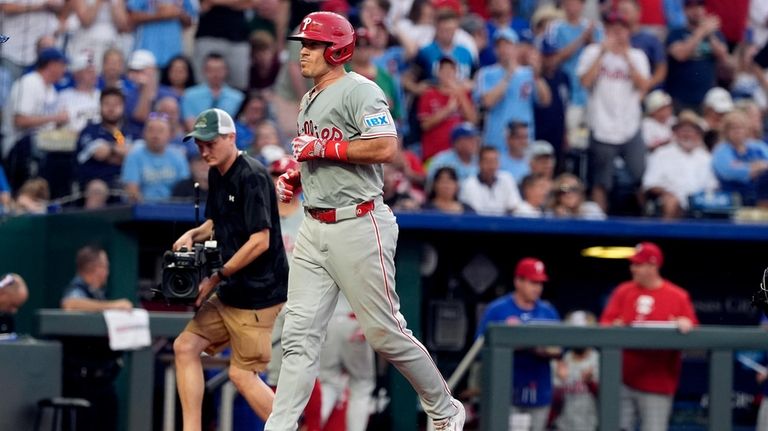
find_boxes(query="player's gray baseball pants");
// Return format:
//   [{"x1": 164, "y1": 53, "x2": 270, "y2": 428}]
[
  {"x1": 620, "y1": 385, "x2": 673, "y2": 431},
  {"x1": 264, "y1": 201, "x2": 457, "y2": 430}
]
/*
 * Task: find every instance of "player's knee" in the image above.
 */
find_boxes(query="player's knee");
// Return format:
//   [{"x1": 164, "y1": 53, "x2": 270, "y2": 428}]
[
  {"x1": 363, "y1": 327, "x2": 407, "y2": 357},
  {"x1": 173, "y1": 332, "x2": 201, "y2": 359}
]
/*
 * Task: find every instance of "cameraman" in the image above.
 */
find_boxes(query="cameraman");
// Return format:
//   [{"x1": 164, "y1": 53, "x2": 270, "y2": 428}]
[{"x1": 172, "y1": 108, "x2": 288, "y2": 428}]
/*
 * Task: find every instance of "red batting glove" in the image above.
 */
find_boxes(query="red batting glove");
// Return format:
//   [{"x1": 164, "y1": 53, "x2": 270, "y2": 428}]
[
  {"x1": 276, "y1": 169, "x2": 301, "y2": 203},
  {"x1": 292, "y1": 135, "x2": 349, "y2": 162}
]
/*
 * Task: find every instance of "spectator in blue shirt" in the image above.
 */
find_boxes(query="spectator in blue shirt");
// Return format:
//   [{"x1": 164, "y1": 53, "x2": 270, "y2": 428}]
[
  {"x1": 403, "y1": 8, "x2": 475, "y2": 94},
  {"x1": 121, "y1": 113, "x2": 190, "y2": 202},
  {"x1": 545, "y1": 0, "x2": 603, "y2": 110},
  {"x1": 181, "y1": 53, "x2": 244, "y2": 131},
  {"x1": 476, "y1": 257, "x2": 561, "y2": 431},
  {"x1": 500, "y1": 121, "x2": 531, "y2": 183},
  {"x1": 127, "y1": 0, "x2": 196, "y2": 68},
  {"x1": 712, "y1": 110, "x2": 768, "y2": 206},
  {"x1": 474, "y1": 28, "x2": 551, "y2": 152},
  {"x1": 479, "y1": 0, "x2": 531, "y2": 67},
  {"x1": 97, "y1": 48, "x2": 133, "y2": 92},
  {"x1": 427, "y1": 122, "x2": 480, "y2": 182},
  {"x1": 123, "y1": 50, "x2": 160, "y2": 138}
]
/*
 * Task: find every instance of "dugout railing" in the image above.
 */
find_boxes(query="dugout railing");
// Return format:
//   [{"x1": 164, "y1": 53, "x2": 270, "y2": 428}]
[{"x1": 480, "y1": 324, "x2": 768, "y2": 431}]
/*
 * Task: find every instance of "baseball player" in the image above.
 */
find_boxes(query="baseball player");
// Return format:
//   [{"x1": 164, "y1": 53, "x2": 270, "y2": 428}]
[{"x1": 267, "y1": 11, "x2": 465, "y2": 431}]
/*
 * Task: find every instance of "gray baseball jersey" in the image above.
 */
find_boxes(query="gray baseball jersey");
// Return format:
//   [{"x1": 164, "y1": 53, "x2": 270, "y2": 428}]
[
  {"x1": 265, "y1": 71, "x2": 460, "y2": 431},
  {"x1": 296, "y1": 72, "x2": 396, "y2": 208}
]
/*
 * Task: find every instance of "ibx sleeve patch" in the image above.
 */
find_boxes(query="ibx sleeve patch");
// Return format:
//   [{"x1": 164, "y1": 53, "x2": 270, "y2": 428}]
[{"x1": 363, "y1": 111, "x2": 393, "y2": 128}]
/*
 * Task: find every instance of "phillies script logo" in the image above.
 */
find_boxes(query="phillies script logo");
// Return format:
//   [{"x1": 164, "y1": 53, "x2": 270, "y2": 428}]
[{"x1": 301, "y1": 120, "x2": 344, "y2": 140}]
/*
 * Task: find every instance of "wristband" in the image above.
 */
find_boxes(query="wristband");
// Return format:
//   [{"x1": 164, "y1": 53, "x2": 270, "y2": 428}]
[{"x1": 324, "y1": 140, "x2": 349, "y2": 161}]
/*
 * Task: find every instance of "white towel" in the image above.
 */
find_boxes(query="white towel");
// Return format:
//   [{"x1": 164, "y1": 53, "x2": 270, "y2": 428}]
[{"x1": 102, "y1": 309, "x2": 151, "y2": 351}]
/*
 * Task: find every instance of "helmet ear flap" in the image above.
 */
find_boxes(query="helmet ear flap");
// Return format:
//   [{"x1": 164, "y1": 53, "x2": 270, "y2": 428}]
[{"x1": 324, "y1": 43, "x2": 354, "y2": 66}]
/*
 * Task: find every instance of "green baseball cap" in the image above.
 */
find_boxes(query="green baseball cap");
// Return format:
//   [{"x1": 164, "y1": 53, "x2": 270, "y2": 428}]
[{"x1": 183, "y1": 108, "x2": 236, "y2": 142}]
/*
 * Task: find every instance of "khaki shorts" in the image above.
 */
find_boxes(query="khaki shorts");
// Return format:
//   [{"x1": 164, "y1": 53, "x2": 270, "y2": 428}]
[{"x1": 184, "y1": 294, "x2": 284, "y2": 372}]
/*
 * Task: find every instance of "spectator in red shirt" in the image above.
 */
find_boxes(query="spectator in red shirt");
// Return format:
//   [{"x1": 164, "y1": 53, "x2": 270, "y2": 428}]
[
  {"x1": 599, "y1": 242, "x2": 698, "y2": 431},
  {"x1": 417, "y1": 56, "x2": 478, "y2": 162}
]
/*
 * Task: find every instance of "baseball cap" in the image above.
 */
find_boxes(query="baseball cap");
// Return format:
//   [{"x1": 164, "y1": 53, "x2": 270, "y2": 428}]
[
  {"x1": 36, "y1": 48, "x2": 68, "y2": 68},
  {"x1": 530, "y1": 140, "x2": 555, "y2": 158},
  {"x1": 183, "y1": 109, "x2": 237, "y2": 142},
  {"x1": 433, "y1": 0, "x2": 462, "y2": 15},
  {"x1": 515, "y1": 257, "x2": 549, "y2": 282},
  {"x1": 629, "y1": 242, "x2": 664, "y2": 267},
  {"x1": 494, "y1": 28, "x2": 519, "y2": 44},
  {"x1": 703, "y1": 87, "x2": 734, "y2": 114},
  {"x1": 451, "y1": 122, "x2": 479, "y2": 142},
  {"x1": 531, "y1": 4, "x2": 564, "y2": 29},
  {"x1": 269, "y1": 156, "x2": 300, "y2": 175},
  {"x1": 672, "y1": 109, "x2": 705, "y2": 134},
  {"x1": 70, "y1": 52, "x2": 94, "y2": 73},
  {"x1": 644, "y1": 90, "x2": 672, "y2": 113},
  {"x1": 128, "y1": 49, "x2": 156, "y2": 70}
]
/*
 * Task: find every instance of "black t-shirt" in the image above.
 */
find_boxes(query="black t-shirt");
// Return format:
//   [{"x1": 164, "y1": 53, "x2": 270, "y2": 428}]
[
  {"x1": 196, "y1": 6, "x2": 249, "y2": 42},
  {"x1": 205, "y1": 153, "x2": 288, "y2": 309}
]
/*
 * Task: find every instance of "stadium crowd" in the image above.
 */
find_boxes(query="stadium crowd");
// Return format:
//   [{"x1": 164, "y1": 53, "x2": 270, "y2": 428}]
[{"x1": 0, "y1": 0, "x2": 766, "y2": 220}]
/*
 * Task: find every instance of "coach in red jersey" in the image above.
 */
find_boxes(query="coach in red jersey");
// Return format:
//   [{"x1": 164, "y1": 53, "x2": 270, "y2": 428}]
[{"x1": 599, "y1": 241, "x2": 698, "y2": 431}]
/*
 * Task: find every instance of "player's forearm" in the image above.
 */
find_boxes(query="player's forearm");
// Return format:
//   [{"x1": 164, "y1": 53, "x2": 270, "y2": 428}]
[
  {"x1": 124, "y1": 183, "x2": 142, "y2": 203},
  {"x1": 648, "y1": 63, "x2": 667, "y2": 89},
  {"x1": 128, "y1": 10, "x2": 168, "y2": 24},
  {"x1": 14, "y1": 113, "x2": 57, "y2": 130},
  {"x1": 111, "y1": 0, "x2": 132, "y2": 32},
  {"x1": 346, "y1": 136, "x2": 397, "y2": 164},
  {"x1": 73, "y1": 0, "x2": 99, "y2": 26},
  {"x1": 551, "y1": 37, "x2": 585, "y2": 68},
  {"x1": 456, "y1": 97, "x2": 479, "y2": 124},
  {"x1": 668, "y1": 32, "x2": 706, "y2": 62},
  {"x1": 534, "y1": 78, "x2": 552, "y2": 107},
  {"x1": 61, "y1": 297, "x2": 123, "y2": 311},
  {"x1": 481, "y1": 78, "x2": 510, "y2": 109},
  {"x1": 579, "y1": 54, "x2": 603, "y2": 89},
  {"x1": 189, "y1": 219, "x2": 214, "y2": 242},
  {"x1": 220, "y1": 229, "x2": 269, "y2": 276}
]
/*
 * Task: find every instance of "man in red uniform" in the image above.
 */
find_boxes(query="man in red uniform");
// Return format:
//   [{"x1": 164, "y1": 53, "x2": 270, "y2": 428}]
[{"x1": 599, "y1": 242, "x2": 698, "y2": 431}]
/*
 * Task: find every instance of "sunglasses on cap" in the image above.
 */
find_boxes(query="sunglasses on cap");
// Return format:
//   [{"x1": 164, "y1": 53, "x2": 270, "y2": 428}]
[{"x1": 557, "y1": 184, "x2": 582, "y2": 194}]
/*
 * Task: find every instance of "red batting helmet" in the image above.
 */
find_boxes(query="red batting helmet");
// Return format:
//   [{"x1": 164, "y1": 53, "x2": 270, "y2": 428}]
[
  {"x1": 269, "y1": 157, "x2": 300, "y2": 176},
  {"x1": 288, "y1": 12, "x2": 356, "y2": 66}
]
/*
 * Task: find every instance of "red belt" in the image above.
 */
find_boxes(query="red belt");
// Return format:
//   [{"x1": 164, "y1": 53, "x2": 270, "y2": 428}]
[{"x1": 307, "y1": 200, "x2": 375, "y2": 224}]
